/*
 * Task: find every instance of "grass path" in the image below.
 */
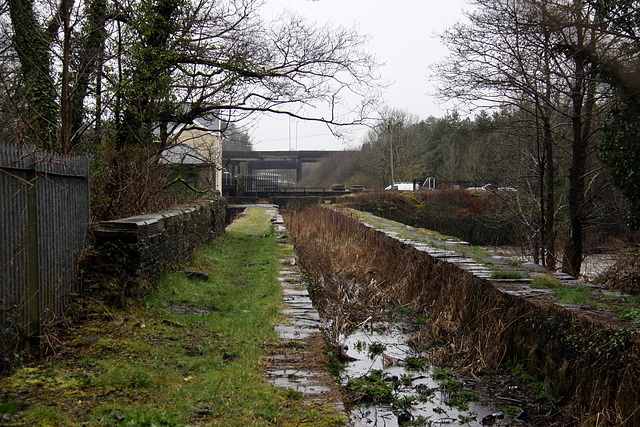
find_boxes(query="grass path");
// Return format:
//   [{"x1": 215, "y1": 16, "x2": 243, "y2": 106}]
[{"x1": 0, "y1": 206, "x2": 342, "y2": 426}]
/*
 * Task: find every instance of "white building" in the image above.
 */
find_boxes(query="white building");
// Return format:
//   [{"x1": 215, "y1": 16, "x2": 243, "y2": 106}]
[{"x1": 160, "y1": 117, "x2": 223, "y2": 194}]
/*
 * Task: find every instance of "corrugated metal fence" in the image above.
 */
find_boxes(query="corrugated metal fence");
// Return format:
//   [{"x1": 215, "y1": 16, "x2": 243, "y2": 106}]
[{"x1": 0, "y1": 144, "x2": 89, "y2": 353}]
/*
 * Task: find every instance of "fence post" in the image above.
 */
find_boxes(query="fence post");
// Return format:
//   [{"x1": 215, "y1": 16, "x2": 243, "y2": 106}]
[{"x1": 25, "y1": 169, "x2": 40, "y2": 353}]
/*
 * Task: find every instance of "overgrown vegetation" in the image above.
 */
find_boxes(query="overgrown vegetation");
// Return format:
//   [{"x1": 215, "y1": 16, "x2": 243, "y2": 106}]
[
  {"x1": 595, "y1": 250, "x2": 640, "y2": 295},
  {"x1": 344, "y1": 370, "x2": 394, "y2": 404},
  {"x1": 342, "y1": 190, "x2": 522, "y2": 246},
  {"x1": 284, "y1": 205, "x2": 640, "y2": 426},
  {"x1": 530, "y1": 274, "x2": 563, "y2": 289},
  {"x1": 0, "y1": 207, "x2": 343, "y2": 426}
]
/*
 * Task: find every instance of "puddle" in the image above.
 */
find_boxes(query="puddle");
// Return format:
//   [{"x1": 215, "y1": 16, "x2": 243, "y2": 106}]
[{"x1": 337, "y1": 321, "x2": 526, "y2": 426}]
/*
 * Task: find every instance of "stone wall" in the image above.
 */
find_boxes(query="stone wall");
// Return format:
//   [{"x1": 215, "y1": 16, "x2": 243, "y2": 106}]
[{"x1": 86, "y1": 197, "x2": 226, "y2": 300}]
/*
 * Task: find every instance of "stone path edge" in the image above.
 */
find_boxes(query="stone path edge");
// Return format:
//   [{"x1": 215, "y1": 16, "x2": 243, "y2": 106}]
[{"x1": 253, "y1": 205, "x2": 348, "y2": 421}]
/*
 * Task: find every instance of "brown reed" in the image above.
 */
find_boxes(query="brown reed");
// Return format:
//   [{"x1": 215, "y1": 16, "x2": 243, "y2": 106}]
[{"x1": 283, "y1": 204, "x2": 640, "y2": 426}]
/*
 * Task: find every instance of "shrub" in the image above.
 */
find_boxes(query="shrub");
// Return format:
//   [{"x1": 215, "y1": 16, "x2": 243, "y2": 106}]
[
  {"x1": 595, "y1": 250, "x2": 640, "y2": 294},
  {"x1": 345, "y1": 190, "x2": 522, "y2": 245}
]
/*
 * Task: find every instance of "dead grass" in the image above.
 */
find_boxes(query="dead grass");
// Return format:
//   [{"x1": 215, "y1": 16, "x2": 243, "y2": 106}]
[
  {"x1": 595, "y1": 250, "x2": 640, "y2": 294},
  {"x1": 284, "y1": 204, "x2": 640, "y2": 427}
]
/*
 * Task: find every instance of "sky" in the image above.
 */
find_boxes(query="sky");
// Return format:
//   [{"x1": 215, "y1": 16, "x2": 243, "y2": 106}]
[{"x1": 246, "y1": 0, "x2": 470, "y2": 151}]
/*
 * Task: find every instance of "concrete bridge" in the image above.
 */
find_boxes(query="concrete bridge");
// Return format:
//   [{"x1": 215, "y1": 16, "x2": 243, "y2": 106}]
[{"x1": 222, "y1": 150, "x2": 345, "y2": 182}]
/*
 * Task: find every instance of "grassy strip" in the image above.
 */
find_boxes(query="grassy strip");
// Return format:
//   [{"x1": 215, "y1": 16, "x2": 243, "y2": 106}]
[{"x1": 0, "y1": 207, "x2": 342, "y2": 426}]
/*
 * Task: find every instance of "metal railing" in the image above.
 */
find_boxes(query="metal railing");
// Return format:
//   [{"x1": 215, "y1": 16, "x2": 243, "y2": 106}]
[{"x1": 222, "y1": 174, "x2": 350, "y2": 199}]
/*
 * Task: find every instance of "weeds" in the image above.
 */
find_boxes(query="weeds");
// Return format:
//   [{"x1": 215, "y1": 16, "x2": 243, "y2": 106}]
[
  {"x1": 552, "y1": 285, "x2": 591, "y2": 305},
  {"x1": 326, "y1": 343, "x2": 346, "y2": 377},
  {"x1": 490, "y1": 270, "x2": 525, "y2": 280},
  {"x1": 284, "y1": 204, "x2": 640, "y2": 425},
  {"x1": 503, "y1": 360, "x2": 563, "y2": 404},
  {"x1": 501, "y1": 405, "x2": 523, "y2": 416},
  {"x1": 446, "y1": 390, "x2": 478, "y2": 410},
  {"x1": 404, "y1": 357, "x2": 426, "y2": 370},
  {"x1": 470, "y1": 246, "x2": 492, "y2": 257},
  {"x1": 433, "y1": 367, "x2": 452, "y2": 380},
  {"x1": 458, "y1": 413, "x2": 477, "y2": 423},
  {"x1": 368, "y1": 343, "x2": 386, "y2": 357},
  {"x1": 401, "y1": 374, "x2": 414, "y2": 386},
  {"x1": 594, "y1": 250, "x2": 640, "y2": 294},
  {"x1": 344, "y1": 370, "x2": 394, "y2": 403},
  {"x1": 506, "y1": 258, "x2": 524, "y2": 267},
  {"x1": 411, "y1": 314, "x2": 430, "y2": 326},
  {"x1": 619, "y1": 308, "x2": 640, "y2": 324},
  {"x1": 441, "y1": 379, "x2": 463, "y2": 390}
]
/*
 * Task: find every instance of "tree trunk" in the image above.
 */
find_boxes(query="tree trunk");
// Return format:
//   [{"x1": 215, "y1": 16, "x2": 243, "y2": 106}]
[
  {"x1": 563, "y1": 53, "x2": 587, "y2": 277},
  {"x1": 59, "y1": 0, "x2": 73, "y2": 154},
  {"x1": 542, "y1": 115, "x2": 555, "y2": 269},
  {"x1": 8, "y1": 0, "x2": 58, "y2": 149},
  {"x1": 541, "y1": 26, "x2": 556, "y2": 270}
]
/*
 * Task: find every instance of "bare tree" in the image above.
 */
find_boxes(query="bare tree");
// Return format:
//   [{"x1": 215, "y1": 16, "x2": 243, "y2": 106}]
[
  {"x1": 436, "y1": 0, "x2": 612, "y2": 274},
  {"x1": 107, "y1": 0, "x2": 383, "y2": 151},
  {"x1": 2, "y1": 0, "x2": 382, "y2": 217},
  {"x1": 358, "y1": 109, "x2": 430, "y2": 187},
  {"x1": 536, "y1": 0, "x2": 613, "y2": 275},
  {"x1": 436, "y1": 0, "x2": 564, "y2": 267},
  {"x1": 2, "y1": 0, "x2": 381, "y2": 150}
]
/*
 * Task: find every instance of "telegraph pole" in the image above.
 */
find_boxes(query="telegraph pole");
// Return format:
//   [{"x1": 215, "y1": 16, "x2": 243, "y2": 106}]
[{"x1": 389, "y1": 120, "x2": 394, "y2": 187}]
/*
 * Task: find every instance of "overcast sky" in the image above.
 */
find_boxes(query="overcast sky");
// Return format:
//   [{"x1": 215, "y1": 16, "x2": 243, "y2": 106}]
[{"x1": 247, "y1": 0, "x2": 470, "y2": 151}]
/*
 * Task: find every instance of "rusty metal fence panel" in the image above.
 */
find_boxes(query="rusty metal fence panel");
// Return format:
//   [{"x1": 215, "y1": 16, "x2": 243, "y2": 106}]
[{"x1": 0, "y1": 144, "x2": 89, "y2": 351}]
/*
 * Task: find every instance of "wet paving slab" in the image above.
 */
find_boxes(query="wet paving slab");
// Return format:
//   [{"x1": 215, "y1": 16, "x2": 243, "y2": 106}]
[{"x1": 259, "y1": 205, "x2": 348, "y2": 416}]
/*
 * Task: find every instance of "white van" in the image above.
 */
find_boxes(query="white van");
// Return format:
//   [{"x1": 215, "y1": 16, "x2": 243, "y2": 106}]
[{"x1": 384, "y1": 182, "x2": 418, "y2": 191}]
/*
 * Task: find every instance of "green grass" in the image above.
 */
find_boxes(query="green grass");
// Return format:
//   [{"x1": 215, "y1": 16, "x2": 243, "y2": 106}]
[
  {"x1": 470, "y1": 245, "x2": 492, "y2": 257},
  {"x1": 530, "y1": 274, "x2": 563, "y2": 289},
  {"x1": 552, "y1": 285, "x2": 592, "y2": 305},
  {"x1": 490, "y1": 270, "x2": 526, "y2": 280},
  {"x1": 505, "y1": 258, "x2": 524, "y2": 267},
  {"x1": 0, "y1": 207, "x2": 345, "y2": 426}
]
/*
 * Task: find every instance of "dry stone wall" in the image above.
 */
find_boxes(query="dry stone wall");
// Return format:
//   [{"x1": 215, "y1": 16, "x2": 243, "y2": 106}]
[{"x1": 87, "y1": 197, "x2": 226, "y2": 297}]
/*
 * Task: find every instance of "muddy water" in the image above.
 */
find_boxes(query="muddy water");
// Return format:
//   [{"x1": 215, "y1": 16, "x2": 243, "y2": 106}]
[{"x1": 337, "y1": 319, "x2": 525, "y2": 426}]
